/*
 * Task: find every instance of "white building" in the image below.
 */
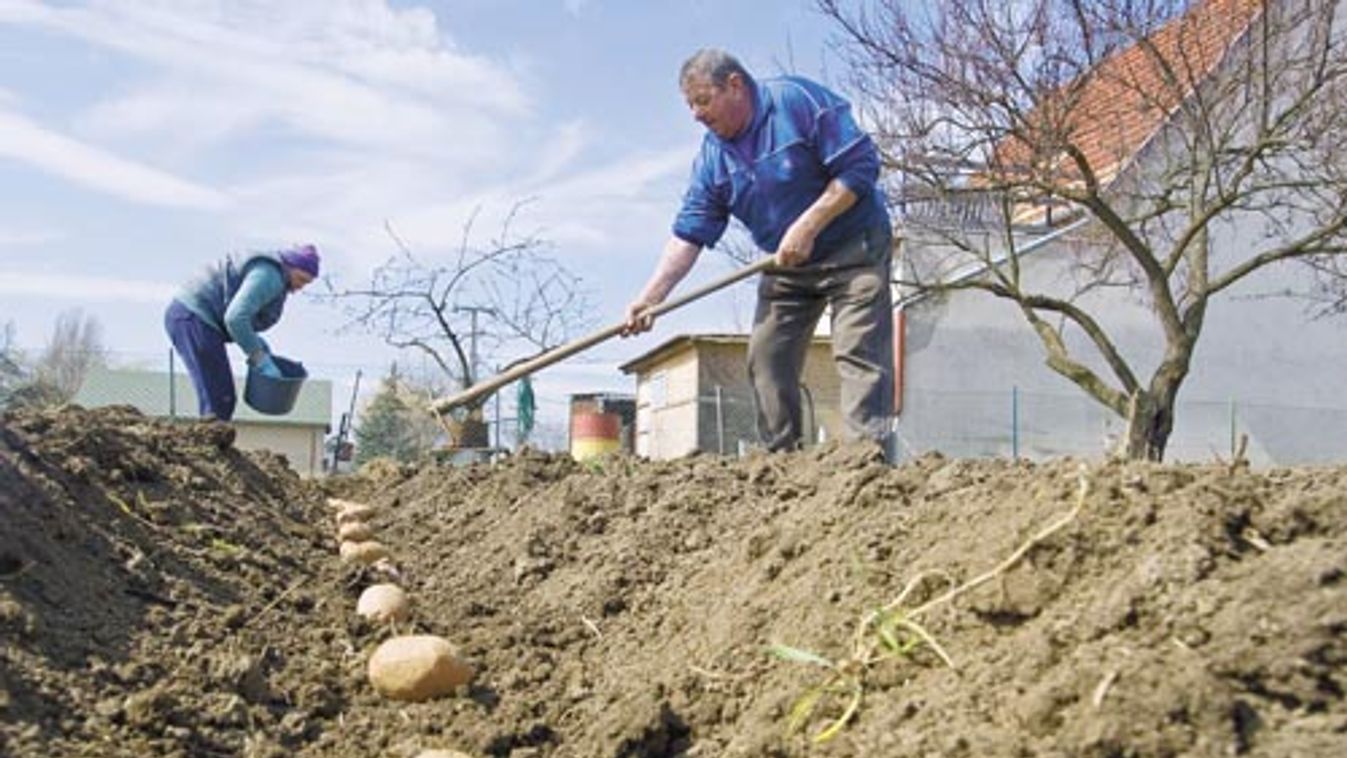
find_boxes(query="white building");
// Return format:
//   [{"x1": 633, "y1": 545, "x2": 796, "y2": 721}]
[{"x1": 893, "y1": 0, "x2": 1347, "y2": 465}]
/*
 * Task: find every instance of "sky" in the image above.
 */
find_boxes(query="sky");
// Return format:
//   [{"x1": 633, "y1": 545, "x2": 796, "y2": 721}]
[{"x1": 0, "y1": 0, "x2": 842, "y2": 445}]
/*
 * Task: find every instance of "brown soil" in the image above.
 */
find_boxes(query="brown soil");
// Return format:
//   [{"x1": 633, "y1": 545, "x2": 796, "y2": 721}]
[{"x1": 1, "y1": 406, "x2": 1344, "y2": 757}]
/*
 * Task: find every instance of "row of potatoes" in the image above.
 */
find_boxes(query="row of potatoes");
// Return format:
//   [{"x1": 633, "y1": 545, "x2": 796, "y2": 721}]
[{"x1": 329, "y1": 497, "x2": 476, "y2": 758}]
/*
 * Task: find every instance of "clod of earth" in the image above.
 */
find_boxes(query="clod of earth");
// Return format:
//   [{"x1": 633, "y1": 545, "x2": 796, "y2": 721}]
[
  {"x1": 356, "y1": 583, "x2": 410, "y2": 624},
  {"x1": 367, "y1": 635, "x2": 473, "y2": 702}
]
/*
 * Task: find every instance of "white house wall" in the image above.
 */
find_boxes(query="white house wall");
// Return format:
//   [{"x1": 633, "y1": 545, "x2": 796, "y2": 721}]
[
  {"x1": 234, "y1": 424, "x2": 325, "y2": 477},
  {"x1": 635, "y1": 349, "x2": 701, "y2": 460},
  {"x1": 900, "y1": 1, "x2": 1347, "y2": 465},
  {"x1": 900, "y1": 224, "x2": 1347, "y2": 464}
]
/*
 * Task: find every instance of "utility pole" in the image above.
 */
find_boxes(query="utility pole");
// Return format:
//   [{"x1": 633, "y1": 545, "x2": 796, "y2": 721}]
[
  {"x1": 452, "y1": 305, "x2": 497, "y2": 451},
  {"x1": 452, "y1": 306, "x2": 495, "y2": 388},
  {"x1": 494, "y1": 376, "x2": 502, "y2": 449}
]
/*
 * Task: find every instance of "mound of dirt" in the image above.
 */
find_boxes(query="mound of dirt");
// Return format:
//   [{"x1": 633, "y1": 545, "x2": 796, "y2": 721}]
[
  {"x1": 0, "y1": 406, "x2": 347, "y2": 758},
  {"x1": 2, "y1": 406, "x2": 1344, "y2": 757}
]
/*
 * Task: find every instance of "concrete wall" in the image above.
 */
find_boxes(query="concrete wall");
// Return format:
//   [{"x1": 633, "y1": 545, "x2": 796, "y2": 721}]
[
  {"x1": 898, "y1": 227, "x2": 1347, "y2": 464},
  {"x1": 895, "y1": 1, "x2": 1347, "y2": 465}
]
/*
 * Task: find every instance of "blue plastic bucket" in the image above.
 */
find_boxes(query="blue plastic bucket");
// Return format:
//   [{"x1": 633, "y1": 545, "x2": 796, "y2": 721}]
[{"x1": 243, "y1": 355, "x2": 307, "y2": 415}]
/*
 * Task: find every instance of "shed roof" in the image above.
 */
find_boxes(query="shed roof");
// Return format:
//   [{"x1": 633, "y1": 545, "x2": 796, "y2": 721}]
[
  {"x1": 73, "y1": 367, "x2": 332, "y2": 429},
  {"x1": 619, "y1": 333, "x2": 831, "y2": 375}
]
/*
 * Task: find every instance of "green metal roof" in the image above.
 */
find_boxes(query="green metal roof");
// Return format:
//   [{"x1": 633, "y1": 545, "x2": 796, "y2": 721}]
[{"x1": 73, "y1": 367, "x2": 331, "y2": 429}]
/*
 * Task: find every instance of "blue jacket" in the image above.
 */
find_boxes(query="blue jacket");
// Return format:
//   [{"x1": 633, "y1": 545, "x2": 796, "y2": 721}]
[
  {"x1": 174, "y1": 252, "x2": 289, "y2": 359},
  {"x1": 672, "y1": 75, "x2": 889, "y2": 257}
]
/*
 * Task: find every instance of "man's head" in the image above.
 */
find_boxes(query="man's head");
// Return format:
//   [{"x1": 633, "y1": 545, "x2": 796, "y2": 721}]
[
  {"x1": 679, "y1": 49, "x2": 754, "y2": 140},
  {"x1": 279, "y1": 243, "x2": 320, "y2": 291}
]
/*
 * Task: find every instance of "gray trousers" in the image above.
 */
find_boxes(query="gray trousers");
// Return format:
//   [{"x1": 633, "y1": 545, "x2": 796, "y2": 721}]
[{"x1": 748, "y1": 224, "x2": 894, "y2": 452}]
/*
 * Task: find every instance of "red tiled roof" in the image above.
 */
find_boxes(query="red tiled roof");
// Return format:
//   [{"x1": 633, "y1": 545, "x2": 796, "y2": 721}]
[{"x1": 995, "y1": 0, "x2": 1265, "y2": 191}]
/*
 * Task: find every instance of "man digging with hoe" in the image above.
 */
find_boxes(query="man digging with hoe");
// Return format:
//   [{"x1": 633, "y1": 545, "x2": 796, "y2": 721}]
[
  {"x1": 429, "y1": 50, "x2": 895, "y2": 457},
  {"x1": 624, "y1": 48, "x2": 895, "y2": 453}
]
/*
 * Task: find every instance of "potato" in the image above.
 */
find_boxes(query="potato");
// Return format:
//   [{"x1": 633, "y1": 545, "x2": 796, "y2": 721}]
[
  {"x1": 336, "y1": 503, "x2": 376, "y2": 525},
  {"x1": 339, "y1": 540, "x2": 389, "y2": 566},
  {"x1": 367, "y1": 635, "x2": 473, "y2": 702},
  {"x1": 338, "y1": 521, "x2": 373, "y2": 542},
  {"x1": 356, "y1": 583, "x2": 410, "y2": 624},
  {"x1": 326, "y1": 497, "x2": 360, "y2": 511}
]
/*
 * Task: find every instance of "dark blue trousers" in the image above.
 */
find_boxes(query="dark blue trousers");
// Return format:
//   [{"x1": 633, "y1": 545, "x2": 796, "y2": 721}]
[{"x1": 164, "y1": 301, "x2": 237, "y2": 420}]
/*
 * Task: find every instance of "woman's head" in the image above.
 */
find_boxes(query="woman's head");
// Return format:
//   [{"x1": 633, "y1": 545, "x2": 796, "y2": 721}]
[{"x1": 279, "y1": 243, "x2": 320, "y2": 290}]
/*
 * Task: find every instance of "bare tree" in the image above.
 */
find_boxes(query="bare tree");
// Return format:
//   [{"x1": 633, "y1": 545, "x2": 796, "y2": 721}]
[
  {"x1": 34, "y1": 309, "x2": 106, "y2": 402},
  {"x1": 820, "y1": 0, "x2": 1347, "y2": 459},
  {"x1": 323, "y1": 201, "x2": 597, "y2": 432}
]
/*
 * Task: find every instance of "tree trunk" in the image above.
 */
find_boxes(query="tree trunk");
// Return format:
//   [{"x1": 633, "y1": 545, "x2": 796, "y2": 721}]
[
  {"x1": 446, "y1": 407, "x2": 490, "y2": 449},
  {"x1": 1120, "y1": 390, "x2": 1174, "y2": 461}
]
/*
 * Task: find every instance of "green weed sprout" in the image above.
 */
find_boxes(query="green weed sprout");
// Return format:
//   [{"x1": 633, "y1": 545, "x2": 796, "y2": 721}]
[{"x1": 208, "y1": 537, "x2": 244, "y2": 557}]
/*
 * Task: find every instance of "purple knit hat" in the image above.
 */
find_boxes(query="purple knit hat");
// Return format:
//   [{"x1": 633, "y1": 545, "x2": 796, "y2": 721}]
[{"x1": 279, "y1": 243, "x2": 320, "y2": 277}]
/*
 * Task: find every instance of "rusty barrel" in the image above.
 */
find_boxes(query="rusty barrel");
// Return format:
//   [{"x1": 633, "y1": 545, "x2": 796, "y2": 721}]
[{"x1": 570, "y1": 411, "x2": 621, "y2": 461}]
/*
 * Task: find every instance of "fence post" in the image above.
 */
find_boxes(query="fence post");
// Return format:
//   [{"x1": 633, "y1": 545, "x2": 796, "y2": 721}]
[
  {"x1": 168, "y1": 349, "x2": 176, "y2": 420},
  {"x1": 1229, "y1": 398, "x2": 1237, "y2": 458},
  {"x1": 1011, "y1": 385, "x2": 1020, "y2": 460},
  {"x1": 494, "y1": 380, "x2": 502, "y2": 450},
  {"x1": 715, "y1": 385, "x2": 725, "y2": 456}
]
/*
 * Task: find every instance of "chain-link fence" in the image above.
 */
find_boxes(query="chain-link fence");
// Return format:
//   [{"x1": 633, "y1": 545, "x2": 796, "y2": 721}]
[
  {"x1": 23, "y1": 346, "x2": 1347, "y2": 467},
  {"x1": 30, "y1": 349, "x2": 560, "y2": 465},
  {"x1": 895, "y1": 386, "x2": 1347, "y2": 465},
  {"x1": 651, "y1": 383, "x2": 1347, "y2": 466},
  {"x1": 697, "y1": 385, "x2": 760, "y2": 456}
]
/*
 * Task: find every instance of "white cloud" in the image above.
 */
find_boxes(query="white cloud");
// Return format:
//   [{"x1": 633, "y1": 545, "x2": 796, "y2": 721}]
[
  {"x1": 529, "y1": 147, "x2": 689, "y2": 204},
  {"x1": 0, "y1": 2, "x2": 695, "y2": 302},
  {"x1": 0, "y1": 109, "x2": 231, "y2": 209},
  {"x1": 5, "y1": 1, "x2": 527, "y2": 159},
  {"x1": 522, "y1": 148, "x2": 691, "y2": 247},
  {"x1": 523, "y1": 120, "x2": 588, "y2": 186},
  {"x1": 0, "y1": 1, "x2": 560, "y2": 259},
  {"x1": 222, "y1": 155, "x2": 462, "y2": 271},
  {"x1": 0, "y1": 228, "x2": 62, "y2": 246},
  {"x1": 316, "y1": 144, "x2": 687, "y2": 273},
  {"x1": 0, "y1": 271, "x2": 173, "y2": 303},
  {"x1": 563, "y1": 0, "x2": 595, "y2": 17}
]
